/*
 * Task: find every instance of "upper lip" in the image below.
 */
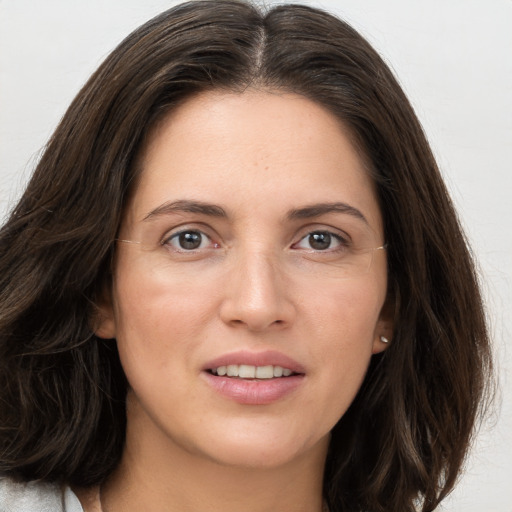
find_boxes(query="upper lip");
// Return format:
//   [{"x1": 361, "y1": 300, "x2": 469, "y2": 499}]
[{"x1": 203, "y1": 350, "x2": 306, "y2": 374}]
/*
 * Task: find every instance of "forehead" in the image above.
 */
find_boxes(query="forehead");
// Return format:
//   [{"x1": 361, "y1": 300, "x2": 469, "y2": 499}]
[{"x1": 128, "y1": 89, "x2": 382, "y2": 234}]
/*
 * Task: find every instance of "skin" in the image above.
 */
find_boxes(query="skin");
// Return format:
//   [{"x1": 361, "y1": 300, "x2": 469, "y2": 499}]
[{"x1": 94, "y1": 90, "x2": 392, "y2": 512}]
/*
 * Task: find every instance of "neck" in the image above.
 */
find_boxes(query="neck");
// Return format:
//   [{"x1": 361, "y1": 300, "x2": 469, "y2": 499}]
[{"x1": 100, "y1": 403, "x2": 328, "y2": 512}]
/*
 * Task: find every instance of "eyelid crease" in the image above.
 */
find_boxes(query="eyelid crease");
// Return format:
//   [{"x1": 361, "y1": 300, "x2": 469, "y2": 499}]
[
  {"x1": 290, "y1": 223, "x2": 353, "y2": 246},
  {"x1": 160, "y1": 224, "x2": 219, "y2": 245}
]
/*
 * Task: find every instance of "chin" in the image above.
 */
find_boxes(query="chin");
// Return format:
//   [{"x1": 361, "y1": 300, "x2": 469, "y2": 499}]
[
  {"x1": 208, "y1": 448, "x2": 305, "y2": 470},
  {"x1": 195, "y1": 427, "x2": 329, "y2": 470}
]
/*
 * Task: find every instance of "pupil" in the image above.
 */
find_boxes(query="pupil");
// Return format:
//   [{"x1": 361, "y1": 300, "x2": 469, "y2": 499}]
[
  {"x1": 179, "y1": 232, "x2": 201, "y2": 250},
  {"x1": 309, "y1": 232, "x2": 331, "y2": 250}
]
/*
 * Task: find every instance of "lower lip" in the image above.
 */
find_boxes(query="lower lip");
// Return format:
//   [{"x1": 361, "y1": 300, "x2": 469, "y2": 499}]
[{"x1": 202, "y1": 372, "x2": 304, "y2": 405}]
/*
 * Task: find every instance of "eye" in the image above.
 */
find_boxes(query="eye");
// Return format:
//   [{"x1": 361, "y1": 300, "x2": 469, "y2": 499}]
[
  {"x1": 293, "y1": 230, "x2": 347, "y2": 251},
  {"x1": 163, "y1": 229, "x2": 217, "y2": 251}
]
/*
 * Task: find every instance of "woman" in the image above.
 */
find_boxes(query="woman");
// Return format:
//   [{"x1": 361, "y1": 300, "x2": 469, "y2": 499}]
[{"x1": 0, "y1": 1, "x2": 492, "y2": 511}]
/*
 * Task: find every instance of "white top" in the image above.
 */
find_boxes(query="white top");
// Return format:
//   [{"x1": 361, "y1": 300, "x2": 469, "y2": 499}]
[
  {"x1": 1, "y1": 477, "x2": 330, "y2": 511},
  {"x1": 0, "y1": 478, "x2": 84, "y2": 512}
]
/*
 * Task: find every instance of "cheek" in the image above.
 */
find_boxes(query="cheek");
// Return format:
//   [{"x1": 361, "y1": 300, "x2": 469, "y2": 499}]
[
  {"x1": 305, "y1": 274, "x2": 384, "y2": 341},
  {"x1": 303, "y1": 278, "x2": 385, "y2": 407},
  {"x1": 111, "y1": 263, "x2": 222, "y2": 373}
]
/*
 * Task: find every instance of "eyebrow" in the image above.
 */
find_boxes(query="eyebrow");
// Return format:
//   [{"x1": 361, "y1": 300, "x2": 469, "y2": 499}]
[
  {"x1": 143, "y1": 200, "x2": 227, "y2": 221},
  {"x1": 143, "y1": 199, "x2": 368, "y2": 225},
  {"x1": 287, "y1": 202, "x2": 369, "y2": 225}
]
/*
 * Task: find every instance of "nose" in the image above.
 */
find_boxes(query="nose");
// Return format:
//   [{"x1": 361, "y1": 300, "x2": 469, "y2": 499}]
[{"x1": 219, "y1": 249, "x2": 296, "y2": 332}]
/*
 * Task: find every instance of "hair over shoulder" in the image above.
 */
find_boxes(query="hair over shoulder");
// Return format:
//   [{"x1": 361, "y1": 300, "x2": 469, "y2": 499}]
[{"x1": 0, "y1": 2, "x2": 493, "y2": 511}]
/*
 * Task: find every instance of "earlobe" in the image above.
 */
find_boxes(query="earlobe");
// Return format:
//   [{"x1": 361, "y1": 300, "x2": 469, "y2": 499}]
[
  {"x1": 372, "y1": 293, "x2": 395, "y2": 354},
  {"x1": 91, "y1": 289, "x2": 117, "y2": 339},
  {"x1": 94, "y1": 312, "x2": 116, "y2": 339},
  {"x1": 372, "y1": 332, "x2": 391, "y2": 354}
]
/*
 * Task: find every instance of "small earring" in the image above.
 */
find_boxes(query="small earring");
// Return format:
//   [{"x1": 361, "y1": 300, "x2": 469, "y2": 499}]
[{"x1": 380, "y1": 335, "x2": 390, "y2": 344}]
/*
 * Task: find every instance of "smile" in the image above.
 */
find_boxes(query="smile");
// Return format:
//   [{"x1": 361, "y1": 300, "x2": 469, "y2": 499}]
[
  {"x1": 203, "y1": 351, "x2": 305, "y2": 405},
  {"x1": 210, "y1": 364, "x2": 295, "y2": 379}
]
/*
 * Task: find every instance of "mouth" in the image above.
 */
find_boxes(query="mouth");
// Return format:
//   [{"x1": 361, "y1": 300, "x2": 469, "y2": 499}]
[
  {"x1": 208, "y1": 364, "x2": 298, "y2": 379},
  {"x1": 202, "y1": 352, "x2": 305, "y2": 405}
]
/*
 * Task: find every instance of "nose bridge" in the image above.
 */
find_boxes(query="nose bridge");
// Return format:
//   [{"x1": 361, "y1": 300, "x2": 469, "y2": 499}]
[
  {"x1": 220, "y1": 243, "x2": 294, "y2": 331},
  {"x1": 240, "y1": 246, "x2": 279, "y2": 303}
]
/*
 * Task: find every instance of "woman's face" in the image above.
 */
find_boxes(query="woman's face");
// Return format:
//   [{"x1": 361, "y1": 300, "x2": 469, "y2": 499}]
[{"x1": 97, "y1": 90, "x2": 391, "y2": 469}]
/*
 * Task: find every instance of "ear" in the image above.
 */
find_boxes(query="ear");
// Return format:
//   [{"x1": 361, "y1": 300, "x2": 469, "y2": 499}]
[
  {"x1": 91, "y1": 286, "x2": 117, "y2": 340},
  {"x1": 372, "y1": 293, "x2": 395, "y2": 355}
]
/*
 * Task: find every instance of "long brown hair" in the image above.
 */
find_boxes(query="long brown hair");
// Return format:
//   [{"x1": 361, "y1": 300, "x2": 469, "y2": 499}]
[{"x1": 0, "y1": 2, "x2": 492, "y2": 511}]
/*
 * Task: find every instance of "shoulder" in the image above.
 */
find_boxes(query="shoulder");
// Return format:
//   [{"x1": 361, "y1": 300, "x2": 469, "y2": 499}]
[{"x1": 0, "y1": 477, "x2": 83, "y2": 512}]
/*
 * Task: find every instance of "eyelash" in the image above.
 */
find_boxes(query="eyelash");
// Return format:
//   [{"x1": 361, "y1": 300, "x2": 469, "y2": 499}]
[
  {"x1": 162, "y1": 229, "x2": 219, "y2": 251},
  {"x1": 292, "y1": 230, "x2": 350, "y2": 252},
  {"x1": 161, "y1": 227, "x2": 350, "y2": 253}
]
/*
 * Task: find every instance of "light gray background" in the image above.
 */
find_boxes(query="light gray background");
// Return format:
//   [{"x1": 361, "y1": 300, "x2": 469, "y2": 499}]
[{"x1": 1, "y1": 1, "x2": 511, "y2": 510}]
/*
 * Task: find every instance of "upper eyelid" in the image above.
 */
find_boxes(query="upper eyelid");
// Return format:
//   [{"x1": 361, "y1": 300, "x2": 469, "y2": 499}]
[
  {"x1": 292, "y1": 231, "x2": 348, "y2": 251},
  {"x1": 297, "y1": 230, "x2": 346, "y2": 242},
  {"x1": 291, "y1": 224, "x2": 352, "y2": 244},
  {"x1": 160, "y1": 223, "x2": 218, "y2": 243},
  {"x1": 161, "y1": 229, "x2": 219, "y2": 253},
  {"x1": 165, "y1": 229, "x2": 212, "y2": 242},
  {"x1": 156, "y1": 221, "x2": 357, "y2": 247}
]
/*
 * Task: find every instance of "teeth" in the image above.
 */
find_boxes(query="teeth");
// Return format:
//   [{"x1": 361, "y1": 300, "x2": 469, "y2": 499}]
[
  {"x1": 239, "y1": 365, "x2": 256, "y2": 378},
  {"x1": 211, "y1": 364, "x2": 295, "y2": 379},
  {"x1": 273, "y1": 365, "x2": 283, "y2": 377},
  {"x1": 226, "y1": 365, "x2": 238, "y2": 377},
  {"x1": 255, "y1": 365, "x2": 273, "y2": 379}
]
